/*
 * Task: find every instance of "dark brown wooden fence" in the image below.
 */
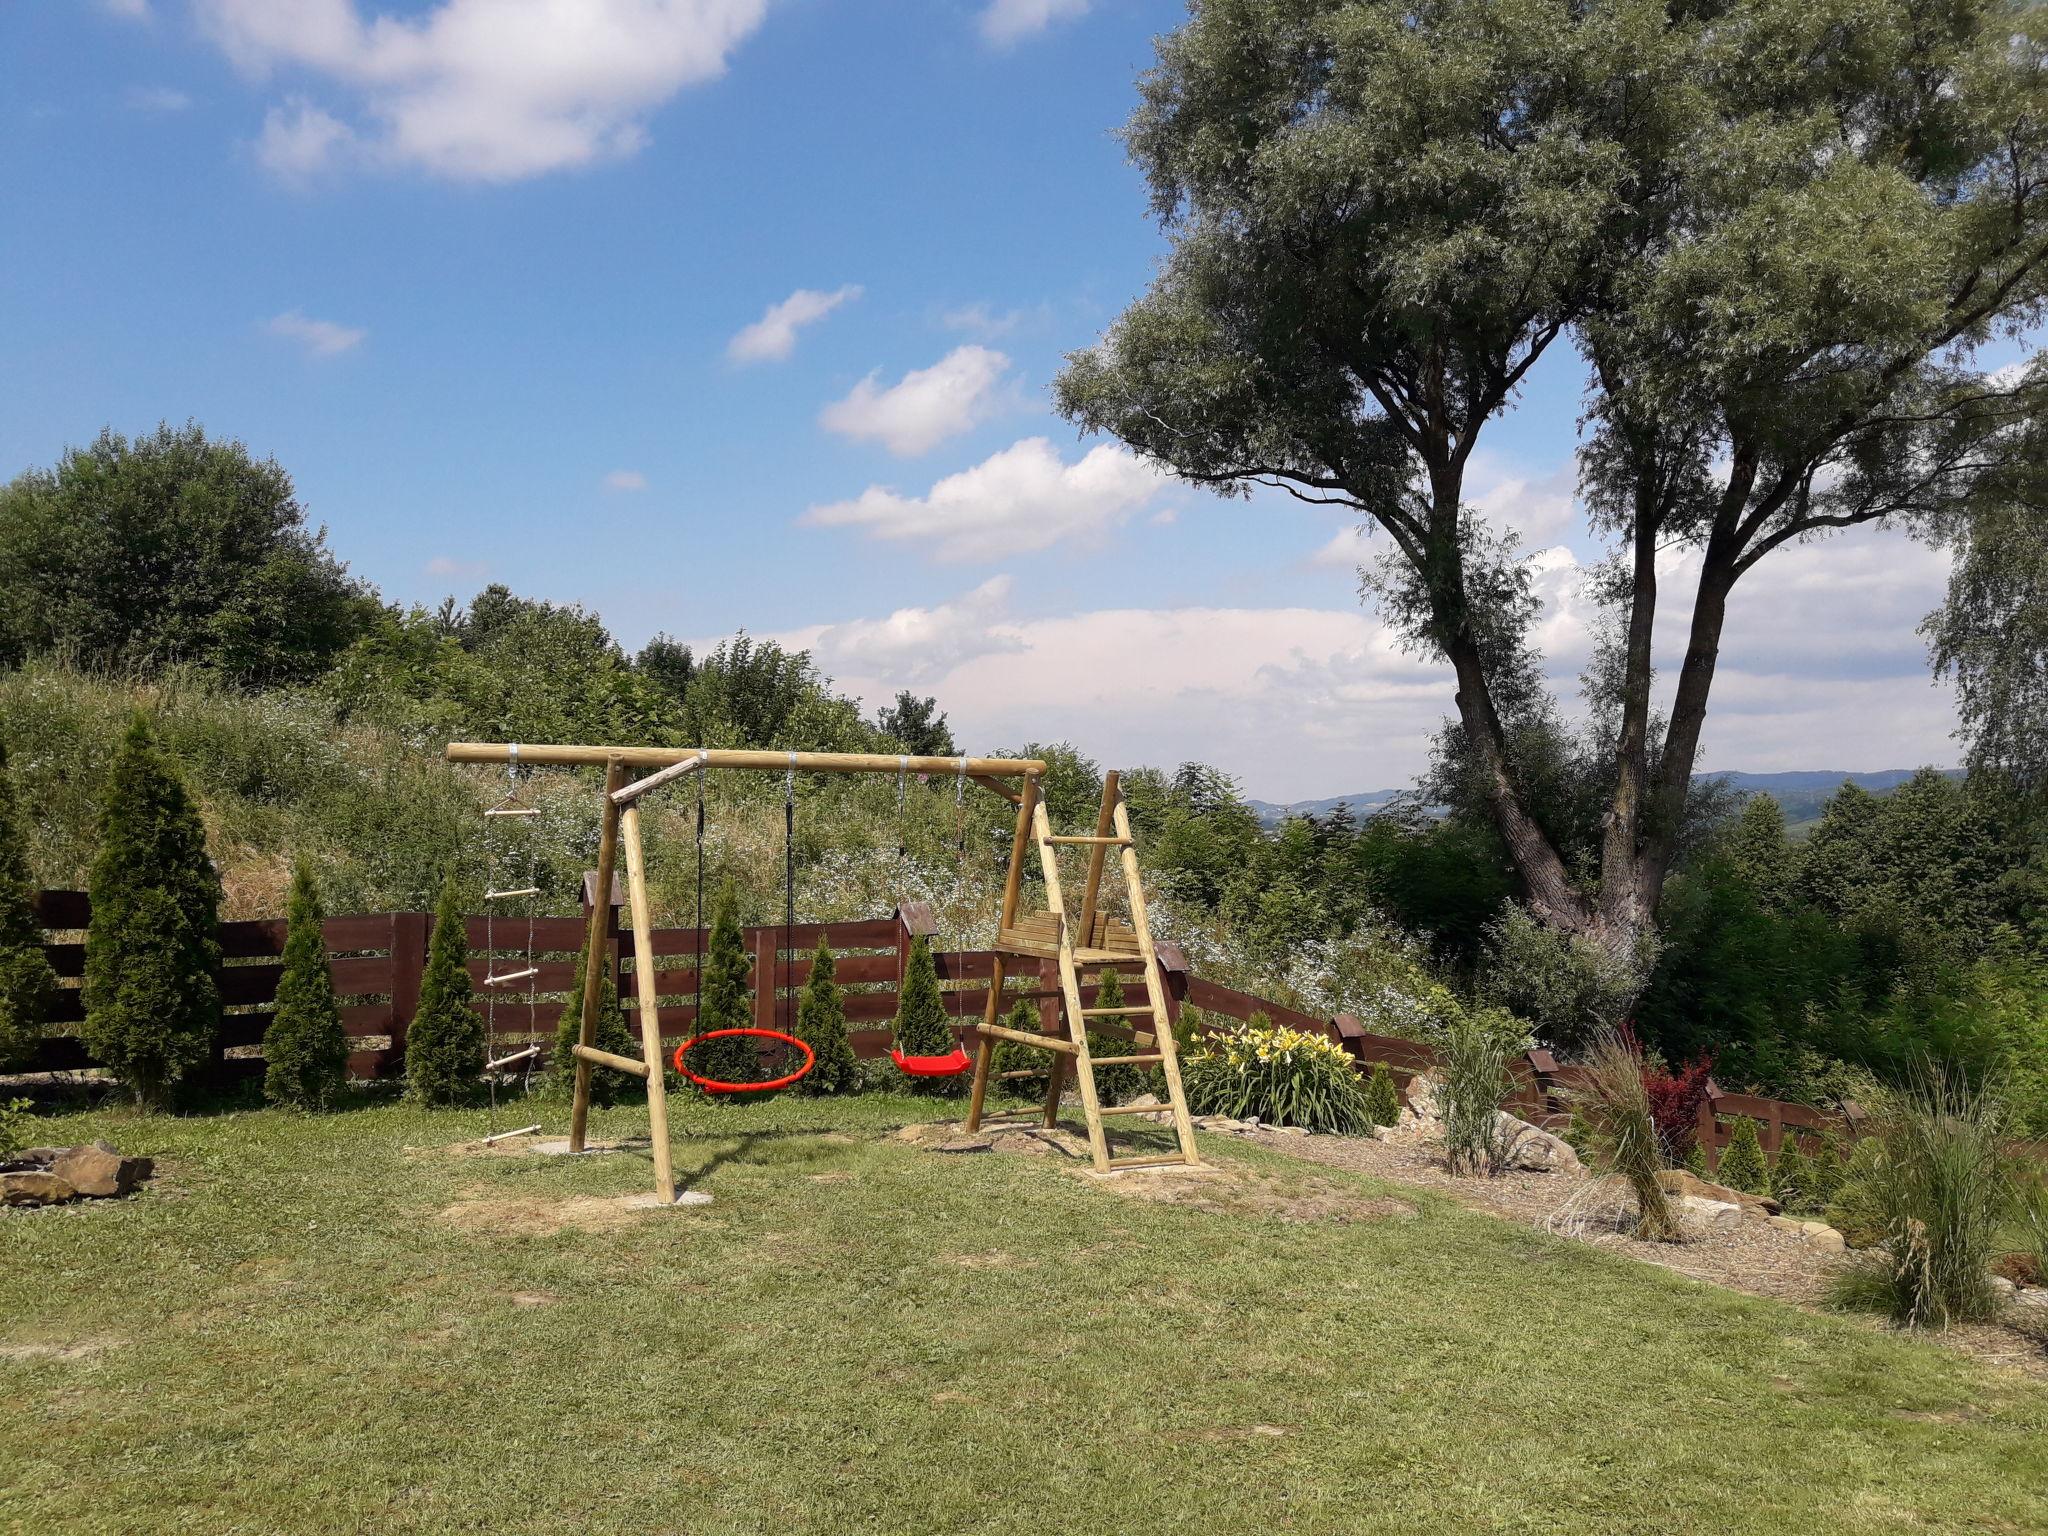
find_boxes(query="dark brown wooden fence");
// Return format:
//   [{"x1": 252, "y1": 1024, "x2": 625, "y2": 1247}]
[{"x1": 24, "y1": 886, "x2": 1862, "y2": 1161}]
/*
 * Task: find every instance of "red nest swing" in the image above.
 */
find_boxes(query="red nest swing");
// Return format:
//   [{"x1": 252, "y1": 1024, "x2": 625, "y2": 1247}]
[{"x1": 673, "y1": 1027, "x2": 816, "y2": 1094}]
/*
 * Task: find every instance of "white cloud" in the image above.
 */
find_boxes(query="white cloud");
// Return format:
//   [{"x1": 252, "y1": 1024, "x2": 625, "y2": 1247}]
[
  {"x1": 128, "y1": 86, "x2": 192, "y2": 112},
  {"x1": 1468, "y1": 452, "x2": 1578, "y2": 549},
  {"x1": 979, "y1": 0, "x2": 1089, "y2": 47},
  {"x1": 726, "y1": 285, "x2": 861, "y2": 364},
  {"x1": 804, "y1": 437, "x2": 1168, "y2": 563},
  {"x1": 265, "y1": 308, "x2": 365, "y2": 357},
  {"x1": 808, "y1": 576, "x2": 1024, "y2": 685},
  {"x1": 197, "y1": 0, "x2": 768, "y2": 183},
  {"x1": 426, "y1": 554, "x2": 488, "y2": 580},
  {"x1": 819, "y1": 345, "x2": 1011, "y2": 457},
  {"x1": 256, "y1": 98, "x2": 357, "y2": 179},
  {"x1": 603, "y1": 469, "x2": 648, "y2": 492},
  {"x1": 941, "y1": 301, "x2": 1043, "y2": 339}
]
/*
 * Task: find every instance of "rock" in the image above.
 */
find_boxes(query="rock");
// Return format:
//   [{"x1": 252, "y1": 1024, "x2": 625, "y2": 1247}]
[
  {"x1": 1273, "y1": 1126, "x2": 1309, "y2": 1137},
  {"x1": 1656, "y1": 1168, "x2": 1780, "y2": 1216},
  {"x1": 1804, "y1": 1226, "x2": 1846, "y2": 1254},
  {"x1": 1767, "y1": 1215, "x2": 1803, "y2": 1232},
  {"x1": 1403, "y1": 1075, "x2": 1441, "y2": 1121},
  {"x1": 15, "y1": 1147, "x2": 64, "y2": 1166},
  {"x1": 1, "y1": 1170, "x2": 77, "y2": 1206},
  {"x1": 2016, "y1": 1288, "x2": 2048, "y2": 1311},
  {"x1": 1676, "y1": 1195, "x2": 1742, "y2": 1235},
  {"x1": 1493, "y1": 1112, "x2": 1580, "y2": 1173},
  {"x1": 49, "y1": 1144, "x2": 151, "y2": 1199},
  {"x1": 1123, "y1": 1093, "x2": 1162, "y2": 1110},
  {"x1": 1991, "y1": 1274, "x2": 2019, "y2": 1299}
]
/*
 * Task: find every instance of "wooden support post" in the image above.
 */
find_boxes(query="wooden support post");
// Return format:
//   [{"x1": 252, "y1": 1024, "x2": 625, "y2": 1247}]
[
  {"x1": 1038, "y1": 954, "x2": 1067, "y2": 1129},
  {"x1": 1000, "y1": 772, "x2": 1037, "y2": 932},
  {"x1": 1077, "y1": 770, "x2": 1119, "y2": 945},
  {"x1": 569, "y1": 758, "x2": 627, "y2": 1153},
  {"x1": 619, "y1": 802, "x2": 677, "y2": 1202},
  {"x1": 752, "y1": 926, "x2": 779, "y2": 1035},
  {"x1": 964, "y1": 948, "x2": 1004, "y2": 1133},
  {"x1": 388, "y1": 909, "x2": 430, "y2": 1070},
  {"x1": 1115, "y1": 795, "x2": 1200, "y2": 1165}
]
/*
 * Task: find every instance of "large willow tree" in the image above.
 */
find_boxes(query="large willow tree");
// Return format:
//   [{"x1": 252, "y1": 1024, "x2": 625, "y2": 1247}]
[{"x1": 1058, "y1": 0, "x2": 2048, "y2": 961}]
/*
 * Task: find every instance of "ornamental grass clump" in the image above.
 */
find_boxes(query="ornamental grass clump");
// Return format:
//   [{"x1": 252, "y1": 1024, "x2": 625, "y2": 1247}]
[
  {"x1": 1566, "y1": 1029, "x2": 1679, "y2": 1242},
  {"x1": 1434, "y1": 1005, "x2": 1519, "y2": 1175},
  {"x1": 1829, "y1": 1065, "x2": 2013, "y2": 1329},
  {"x1": 1181, "y1": 1013, "x2": 1372, "y2": 1133}
]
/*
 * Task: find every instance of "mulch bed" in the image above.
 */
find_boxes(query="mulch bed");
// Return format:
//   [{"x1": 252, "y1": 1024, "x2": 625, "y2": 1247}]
[{"x1": 1238, "y1": 1123, "x2": 2048, "y2": 1381}]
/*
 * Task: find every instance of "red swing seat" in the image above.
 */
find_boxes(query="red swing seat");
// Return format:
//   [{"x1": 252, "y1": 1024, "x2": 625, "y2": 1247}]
[{"x1": 890, "y1": 1045, "x2": 972, "y2": 1078}]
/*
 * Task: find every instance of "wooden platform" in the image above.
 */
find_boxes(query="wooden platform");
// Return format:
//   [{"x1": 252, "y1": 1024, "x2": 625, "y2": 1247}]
[{"x1": 994, "y1": 908, "x2": 1141, "y2": 964}]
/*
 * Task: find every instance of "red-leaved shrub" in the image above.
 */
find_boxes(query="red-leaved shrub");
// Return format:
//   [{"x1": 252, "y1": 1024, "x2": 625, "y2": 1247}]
[{"x1": 1638, "y1": 1038, "x2": 1715, "y2": 1162}]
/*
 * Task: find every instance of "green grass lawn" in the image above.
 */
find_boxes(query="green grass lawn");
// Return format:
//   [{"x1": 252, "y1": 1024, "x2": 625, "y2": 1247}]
[{"x1": 5, "y1": 1093, "x2": 2047, "y2": 1536}]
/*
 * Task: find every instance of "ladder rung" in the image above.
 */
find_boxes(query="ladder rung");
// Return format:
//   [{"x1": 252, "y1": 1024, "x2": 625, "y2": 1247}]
[
  {"x1": 1099, "y1": 1102, "x2": 1170, "y2": 1117},
  {"x1": 975, "y1": 1022, "x2": 1077, "y2": 1054},
  {"x1": 484, "y1": 887, "x2": 541, "y2": 900},
  {"x1": 980, "y1": 1109, "x2": 1044, "y2": 1122},
  {"x1": 1080, "y1": 1005, "x2": 1153, "y2": 1017},
  {"x1": 484, "y1": 807, "x2": 541, "y2": 817},
  {"x1": 485, "y1": 1045, "x2": 542, "y2": 1071},
  {"x1": 484, "y1": 967, "x2": 539, "y2": 986},
  {"x1": 1042, "y1": 834, "x2": 1132, "y2": 846},
  {"x1": 1105, "y1": 1153, "x2": 1200, "y2": 1172},
  {"x1": 997, "y1": 1068, "x2": 1047, "y2": 1081},
  {"x1": 1089, "y1": 1053, "x2": 1164, "y2": 1067},
  {"x1": 480, "y1": 1123, "x2": 543, "y2": 1145}
]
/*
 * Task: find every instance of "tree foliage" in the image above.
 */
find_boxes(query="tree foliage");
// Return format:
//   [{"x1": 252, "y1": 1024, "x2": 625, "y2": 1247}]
[
  {"x1": 550, "y1": 943, "x2": 640, "y2": 1107},
  {"x1": 687, "y1": 883, "x2": 761, "y2": 1091},
  {"x1": 893, "y1": 935, "x2": 953, "y2": 1059},
  {"x1": 0, "y1": 424, "x2": 376, "y2": 682},
  {"x1": 263, "y1": 862, "x2": 348, "y2": 1109},
  {"x1": 1058, "y1": 0, "x2": 2048, "y2": 957},
  {"x1": 405, "y1": 877, "x2": 484, "y2": 1105},
  {"x1": 80, "y1": 715, "x2": 222, "y2": 1107}
]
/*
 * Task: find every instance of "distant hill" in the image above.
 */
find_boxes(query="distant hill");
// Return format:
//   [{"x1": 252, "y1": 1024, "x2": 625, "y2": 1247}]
[{"x1": 1247, "y1": 768, "x2": 1960, "y2": 831}]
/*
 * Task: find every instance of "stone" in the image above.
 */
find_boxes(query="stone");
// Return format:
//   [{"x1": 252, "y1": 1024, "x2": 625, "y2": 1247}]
[
  {"x1": 49, "y1": 1143, "x2": 151, "y2": 1199},
  {"x1": 1656, "y1": 1168, "x2": 1780, "y2": 1216},
  {"x1": 1, "y1": 1170, "x2": 77, "y2": 1206},
  {"x1": 1767, "y1": 1215, "x2": 1803, "y2": 1232},
  {"x1": 1493, "y1": 1112, "x2": 1580, "y2": 1173},
  {"x1": 1804, "y1": 1226, "x2": 1846, "y2": 1254},
  {"x1": 1676, "y1": 1195, "x2": 1742, "y2": 1235},
  {"x1": 1403, "y1": 1075, "x2": 1441, "y2": 1121},
  {"x1": 1273, "y1": 1126, "x2": 1309, "y2": 1137},
  {"x1": 15, "y1": 1147, "x2": 64, "y2": 1166},
  {"x1": 1991, "y1": 1274, "x2": 2018, "y2": 1299},
  {"x1": 1123, "y1": 1093, "x2": 1162, "y2": 1110}
]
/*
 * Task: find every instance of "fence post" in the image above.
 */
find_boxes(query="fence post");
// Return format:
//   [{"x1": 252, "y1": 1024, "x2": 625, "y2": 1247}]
[
  {"x1": 388, "y1": 909, "x2": 430, "y2": 1078},
  {"x1": 751, "y1": 926, "x2": 778, "y2": 1035},
  {"x1": 1153, "y1": 940, "x2": 1189, "y2": 1031}
]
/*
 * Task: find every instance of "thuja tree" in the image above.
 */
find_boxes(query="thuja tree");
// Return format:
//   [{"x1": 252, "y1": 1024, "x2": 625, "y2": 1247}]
[
  {"x1": 1057, "y1": 0, "x2": 2048, "y2": 967},
  {"x1": 689, "y1": 883, "x2": 761, "y2": 1091},
  {"x1": 262, "y1": 862, "x2": 347, "y2": 1109},
  {"x1": 793, "y1": 937, "x2": 858, "y2": 1096},
  {"x1": 0, "y1": 743, "x2": 55, "y2": 1069},
  {"x1": 405, "y1": 877, "x2": 484, "y2": 1104},
  {"x1": 550, "y1": 944, "x2": 639, "y2": 1106},
  {"x1": 894, "y1": 936, "x2": 953, "y2": 1059},
  {"x1": 81, "y1": 715, "x2": 221, "y2": 1107}
]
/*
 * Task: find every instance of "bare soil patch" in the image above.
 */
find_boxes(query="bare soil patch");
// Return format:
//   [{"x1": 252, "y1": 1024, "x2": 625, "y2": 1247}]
[
  {"x1": 437, "y1": 1192, "x2": 707, "y2": 1237},
  {"x1": 0, "y1": 1336, "x2": 122, "y2": 1363}
]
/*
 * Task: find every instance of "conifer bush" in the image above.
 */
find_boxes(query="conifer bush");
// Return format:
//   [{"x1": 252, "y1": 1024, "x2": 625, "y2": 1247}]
[
  {"x1": 0, "y1": 743, "x2": 55, "y2": 1069},
  {"x1": 80, "y1": 714, "x2": 221, "y2": 1107},
  {"x1": 262, "y1": 862, "x2": 347, "y2": 1109},
  {"x1": 990, "y1": 997, "x2": 1048, "y2": 1091},
  {"x1": 550, "y1": 943, "x2": 639, "y2": 1106},
  {"x1": 1773, "y1": 1137, "x2": 1817, "y2": 1215},
  {"x1": 1085, "y1": 967, "x2": 1146, "y2": 1104},
  {"x1": 405, "y1": 877, "x2": 484, "y2": 1104},
  {"x1": 893, "y1": 934, "x2": 953, "y2": 1059},
  {"x1": 1364, "y1": 1061, "x2": 1402, "y2": 1128},
  {"x1": 687, "y1": 883, "x2": 761, "y2": 1092},
  {"x1": 1684, "y1": 1140, "x2": 1710, "y2": 1176},
  {"x1": 792, "y1": 937, "x2": 858, "y2": 1095},
  {"x1": 1716, "y1": 1116, "x2": 1769, "y2": 1195}
]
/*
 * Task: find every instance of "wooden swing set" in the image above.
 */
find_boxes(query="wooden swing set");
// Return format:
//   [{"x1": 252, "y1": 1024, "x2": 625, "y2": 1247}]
[{"x1": 445, "y1": 742, "x2": 1204, "y2": 1198}]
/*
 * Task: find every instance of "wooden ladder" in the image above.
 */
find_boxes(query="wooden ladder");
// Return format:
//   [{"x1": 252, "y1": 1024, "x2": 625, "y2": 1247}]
[{"x1": 963, "y1": 771, "x2": 1202, "y2": 1174}]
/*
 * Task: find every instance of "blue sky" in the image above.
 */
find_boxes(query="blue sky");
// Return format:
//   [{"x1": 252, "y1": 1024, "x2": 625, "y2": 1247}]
[{"x1": 2, "y1": 0, "x2": 1962, "y2": 800}]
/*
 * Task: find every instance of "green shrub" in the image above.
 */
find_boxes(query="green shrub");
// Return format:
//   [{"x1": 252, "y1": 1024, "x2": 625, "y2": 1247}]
[
  {"x1": 1434, "y1": 1004, "x2": 1520, "y2": 1175},
  {"x1": 262, "y1": 862, "x2": 347, "y2": 1108},
  {"x1": 893, "y1": 934, "x2": 953, "y2": 1060},
  {"x1": 991, "y1": 997, "x2": 1049, "y2": 1093},
  {"x1": 80, "y1": 714, "x2": 221, "y2": 1107},
  {"x1": 1181, "y1": 1014, "x2": 1372, "y2": 1133},
  {"x1": 1773, "y1": 1138, "x2": 1818, "y2": 1215},
  {"x1": 1825, "y1": 1137, "x2": 1892, "y2": 1249},
  {"x1": 405, "y1": 877, "x2": 484, "y2": 1105},
  {"x1": 1716, "y1": 1117, "x2": 1769, "y2": 1194},
  {"x1": 1364, "y1": 1061, "x2": 1402, "y2": 1128},
  {"x1": 550, "y1": 942, "x2": 639, "y2": 1106},
  {"x1": 1085, "y1": 968, "x2": 1146, "y2": 1104},
  {"x1": 0, "y1": 743, "x2": 54, "y2": 1070},
  {"x1": 687, "y1": 883, "x2": 761, "y2": 1092},
  {"x1": 1828, "y1": 1066, "x2": 2014, "y2": 1328},
  {"x1": 1807, "y1": 1137, "x2": 1847, "y2": 1209},
  {"x1": 792, "y1": 937, "x2": 858, "y2": 1095},
  {"x1": 1684, "y1": 1140, "x2": 1709, "y2": 1176},
  {"x1": 0, "y1": 1095, "x2": 35, "y2": 1158}
]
